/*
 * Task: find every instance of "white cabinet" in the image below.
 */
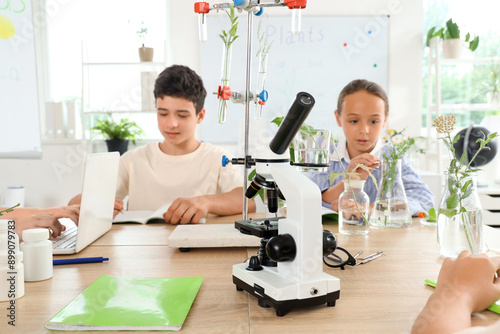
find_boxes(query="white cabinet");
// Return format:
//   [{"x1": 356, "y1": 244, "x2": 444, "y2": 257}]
[
  {"x1": 80, "y1": 42, "x2": 168, "y2": 151},
  {"x1": 478, "y1": 187, "x2": 500, "y2": 226}
]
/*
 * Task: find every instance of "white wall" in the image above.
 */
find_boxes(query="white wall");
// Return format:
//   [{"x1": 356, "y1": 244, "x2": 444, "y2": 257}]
[
  {"x1": 167, "y1": 0, "x2": 424, "y2": 137},
  {"x1": 1, "y1": 0, "x2": 425, "y2": 207}
]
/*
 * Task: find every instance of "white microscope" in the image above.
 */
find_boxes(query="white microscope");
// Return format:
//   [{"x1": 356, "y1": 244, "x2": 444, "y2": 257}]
[{"x1": 226, "y1": 92, "x2": 340, "y2": 316}]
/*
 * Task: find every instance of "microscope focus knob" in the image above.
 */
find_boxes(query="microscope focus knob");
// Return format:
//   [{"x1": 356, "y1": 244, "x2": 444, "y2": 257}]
[
  {"x1": 323, "y1": 230, "x2": 337, "y2": 256},
  {"x1": 246, "y1": 256, "x2": 263, "y2": 271},
  {"x1": 222, "y1": 155, "x2": 229, "y2": 167},
  {"x1": 266, "y1": 234, "x2": 296, "y2": 262}
]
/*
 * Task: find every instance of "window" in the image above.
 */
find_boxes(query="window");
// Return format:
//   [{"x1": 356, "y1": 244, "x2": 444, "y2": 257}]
[
  {"x1": 423, "y1": 0, "x2": 500, "y2": 129},
  {"x1": 46, "y1": 0, "x2": 167, "y2": 139}
]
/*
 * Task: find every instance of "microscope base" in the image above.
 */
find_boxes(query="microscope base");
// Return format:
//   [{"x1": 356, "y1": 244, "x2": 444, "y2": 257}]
[{"x1": 233, "y1": 263, "x2": 340, "y2": 316}]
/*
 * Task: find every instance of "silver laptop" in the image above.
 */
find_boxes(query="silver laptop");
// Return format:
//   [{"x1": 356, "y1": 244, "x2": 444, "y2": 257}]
[{"x1": 52, "y1": 152, "x2": 119, "y2": 254}]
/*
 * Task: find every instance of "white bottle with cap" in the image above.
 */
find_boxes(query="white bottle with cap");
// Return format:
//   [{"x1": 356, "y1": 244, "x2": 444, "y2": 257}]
[
  {"x1": 20, "y1": 228, "x2": 53, "y2": 282},
  {"x1": 0, "y1": 219, "x2": 25, "y2": 301}
]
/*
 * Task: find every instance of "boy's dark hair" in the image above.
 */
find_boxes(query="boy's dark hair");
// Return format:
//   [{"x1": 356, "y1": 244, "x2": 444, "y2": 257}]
[
  {"x1": 154, "y1": 65, "x2": 207, "y2": 114},
  {"x1": 336, "y1": 79, "x2": 389, "y2": 116}
]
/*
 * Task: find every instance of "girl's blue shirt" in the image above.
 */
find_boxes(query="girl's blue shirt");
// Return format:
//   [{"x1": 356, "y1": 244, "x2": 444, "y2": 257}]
[{"x1": 308, "y1": 138, "x2": 434, "y2": 215}]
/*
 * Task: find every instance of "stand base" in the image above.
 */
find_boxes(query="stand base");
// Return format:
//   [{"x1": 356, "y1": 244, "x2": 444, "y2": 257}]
[{"x1": 233, "y1": 263, "x2": 340, "y2": 316}]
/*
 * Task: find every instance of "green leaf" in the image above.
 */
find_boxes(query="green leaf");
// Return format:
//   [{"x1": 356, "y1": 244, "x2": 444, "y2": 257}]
[
  {"x1": 469, "y1": 36, "x2": 479, "y2": 51},
  {"x1": 271, "y1": 116, "x2": 284, "y2": 127},
  {"x1": 91, "y1": 117, "x2": 144, "y2": 144},
  {"x1": 461, "y1": 179, "x2": 472, "y2": 193},
  {"x1": 488, "y1": 132, "x2": 499, "y2": 140},
  {"x1": 446, "y1": 194, "x2": 459, "y2": 209},
  {"x1": 459, "y1": 151, "x2": 467, "y2": 165},
  {"x1": 426, "y1": 27, "x2": 443, "y2": 47},
  {"x1": 428, "y1": 208, "x2": 437, "y2": 221},
  {"x1": 248, "y1": 168, "x2": 256, "y2": 182},
  {"x1": 462, "y1": 186, "x2": 473, "y2": 200},
  {"x1": 329, "y1": 171, "x2": 343, "y2": 185},
  {"x1": 0, "y1": 203, "x2": 20, "y2": 216},
  {"x1": 439, "y1": 207, "x2": 458, "y2": 218},
  {"x1": 445, "y1": 18, "x2": 460, "y2": 39}
]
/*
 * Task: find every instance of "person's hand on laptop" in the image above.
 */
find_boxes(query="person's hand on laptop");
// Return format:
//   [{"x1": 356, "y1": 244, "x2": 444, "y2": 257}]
[
  {"x1": 14, "y1": 214, "x2": 66, "y2": 240},
  {"x1": 0, "y1": 205, "x2": 80, "y2": 224},
  {"x1": 36, "y1": 205, "x2": 80, "y2": 225}
]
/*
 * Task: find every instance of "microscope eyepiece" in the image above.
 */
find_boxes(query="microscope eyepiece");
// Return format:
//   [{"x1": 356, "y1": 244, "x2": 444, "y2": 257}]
[
  {"x1": 300, "y1": 94, "x2": 313, "y2": 105},
  {"x1": 269, "y1": 92, "x2": 315, "y2": 155}
]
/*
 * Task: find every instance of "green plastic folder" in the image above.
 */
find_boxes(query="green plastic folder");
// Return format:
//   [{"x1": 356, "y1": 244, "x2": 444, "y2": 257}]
[
  {"x1": 45, "y1": 275, "x2": 203, "y2": 331},
  {"x1": 425, "y1": 278, "x2": 500, "y2": 314}
]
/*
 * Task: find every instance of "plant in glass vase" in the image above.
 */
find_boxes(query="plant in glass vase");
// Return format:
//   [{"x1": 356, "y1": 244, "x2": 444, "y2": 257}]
[
  {"x1": 433, "y1": 115, "x2": 498, "y2": 257},
  {"x1": 217, "y1": 3, "x2": 239, "y2": 123},
  {"x1": 329, "y1": 147, "x2": 377, "y2": 235},
  {"x1": 370, "y1": 128, "x2": 415, "y2": 227}
]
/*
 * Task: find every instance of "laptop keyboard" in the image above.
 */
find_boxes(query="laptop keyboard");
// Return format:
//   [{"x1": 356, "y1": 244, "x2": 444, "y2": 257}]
[{"x1": 52, "y1": 225, "x2": 77, "y2": 249}]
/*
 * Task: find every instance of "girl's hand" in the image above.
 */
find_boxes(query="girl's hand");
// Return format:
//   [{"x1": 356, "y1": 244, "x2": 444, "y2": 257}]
[{"x1": 347, "y1": 153, "x2": 379, "y2": 180}]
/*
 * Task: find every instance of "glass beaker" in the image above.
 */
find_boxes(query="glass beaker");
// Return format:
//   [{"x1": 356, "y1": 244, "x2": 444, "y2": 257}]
[
  {"x1": 338, "y1": 179, "x2": 370, "y2": 235},
  {"x1": 292, "y1": 129, "x2": 331, "y2": 172},
  {"x1": 370, "y1": 158, "x2": 412, "y2": 228}
]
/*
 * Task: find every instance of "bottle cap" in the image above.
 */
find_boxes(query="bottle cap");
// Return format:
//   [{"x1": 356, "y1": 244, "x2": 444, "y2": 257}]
[{"x1": 22, "y1": 228, "x2": 50, "y2": 242}]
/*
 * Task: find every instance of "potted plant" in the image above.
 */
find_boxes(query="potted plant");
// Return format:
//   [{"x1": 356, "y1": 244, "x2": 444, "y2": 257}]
[
  {"x1": 426, "y1": 18, "x2": 479, "y2": 58},
  {"x1": 92, "y1": 117, "x2": 145, "y2": 155},
  {"x1": 137, "y1": 21, "x2": 153, "y2": 62}
]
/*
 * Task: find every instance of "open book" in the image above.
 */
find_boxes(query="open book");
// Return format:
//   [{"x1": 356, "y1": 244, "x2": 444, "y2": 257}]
[
  {"x1": 322, "y1": 206, "x2": 338, "y2": 221},
  {"x1": 45, "y1": 275, "x2": 203, "y2": 331},
  {"x1": 113, "y1": 203, "x2": 206, "y2": 224}
]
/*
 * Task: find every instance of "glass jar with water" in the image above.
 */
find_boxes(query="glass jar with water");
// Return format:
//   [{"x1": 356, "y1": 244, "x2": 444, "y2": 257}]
[
  {"x1": 369, "y1": 158, "x2": 412, "y2": 227},
  {"x1": 437, "y1": 172, "x2": 483, "y2": 258},
  {"x1": 293, "y1": 129, "x2": 330, "y2": 172},
  {"x1": 338, "y1": 179, "x2": 370, "y2": 235}
]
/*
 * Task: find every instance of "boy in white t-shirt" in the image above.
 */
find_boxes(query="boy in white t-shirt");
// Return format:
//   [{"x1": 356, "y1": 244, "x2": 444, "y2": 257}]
[
  {"x1": 116, "y1": 65, "x2": 254, "y2": 223},
  {"x1": 70, "y1": 65, "x2": 254, "y2": 223}
]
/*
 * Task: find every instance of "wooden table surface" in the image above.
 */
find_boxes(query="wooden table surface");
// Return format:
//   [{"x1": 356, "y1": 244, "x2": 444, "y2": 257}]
[{"x1": 1, "y1": 215, "x2": 499, "y2": 333}]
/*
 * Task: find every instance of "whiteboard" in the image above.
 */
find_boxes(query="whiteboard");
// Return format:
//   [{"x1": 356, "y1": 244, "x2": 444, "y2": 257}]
[
  {"x1": 0, "y1": 1, "x2": 42, "y2": 159},
  {"x1": 201, "y1": 15, "x2": 389, "y2": 143}
]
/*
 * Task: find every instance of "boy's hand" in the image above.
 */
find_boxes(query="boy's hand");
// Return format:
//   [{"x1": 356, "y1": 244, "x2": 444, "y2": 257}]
[
  {"x1": 347, "y1": 153, "x2": 379, "y2": 180},
  {"x1": 436, "y1": 250, "x2": 500, "y2": 313},
  {"x1": 15, "y1": 214, "x2": 66, "y2": 239},
  {"x1": 412, "y1": 250, "x2": 500, "y2": 334},
  {"x1": 163, "y1": 197, "x2": 209, "y2": 224},
  {"x1": 113, "y1": 200, "x2": 124, "y2": 218}
]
